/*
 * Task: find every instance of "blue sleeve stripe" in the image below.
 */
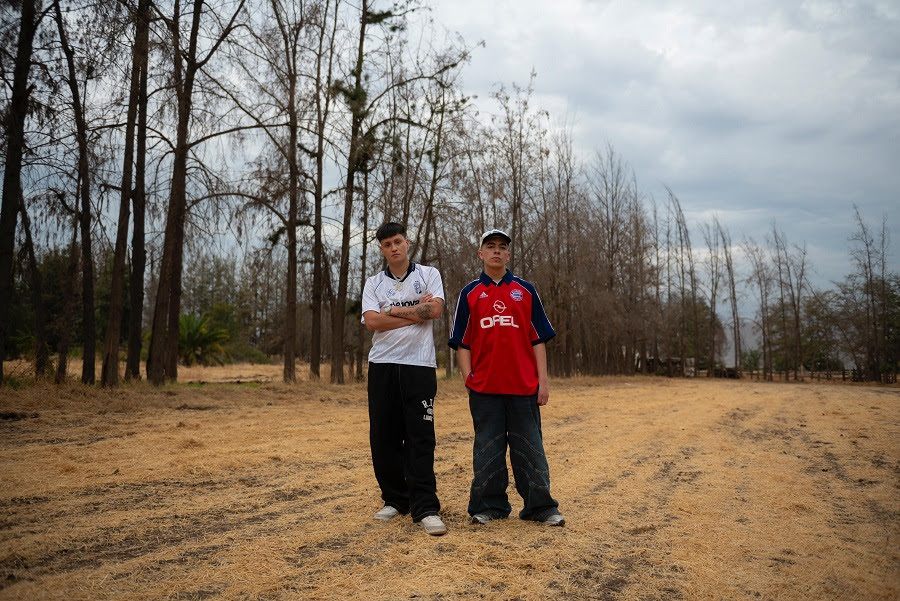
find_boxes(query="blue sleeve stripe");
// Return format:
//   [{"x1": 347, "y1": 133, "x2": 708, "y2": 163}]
[{"x1": 448, "y1": 280, "x2": 478, "y2": 349}]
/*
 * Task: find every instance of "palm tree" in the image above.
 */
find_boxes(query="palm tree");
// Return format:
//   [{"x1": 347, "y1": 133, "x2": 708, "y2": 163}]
[{"x1": 178, "y1": 314, "x2": 230, "y2": 366}]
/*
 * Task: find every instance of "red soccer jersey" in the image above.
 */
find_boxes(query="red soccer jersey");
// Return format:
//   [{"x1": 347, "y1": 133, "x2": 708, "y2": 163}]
[{"x1": 449, "y1": 270, "x2": 555, "y2": 396}]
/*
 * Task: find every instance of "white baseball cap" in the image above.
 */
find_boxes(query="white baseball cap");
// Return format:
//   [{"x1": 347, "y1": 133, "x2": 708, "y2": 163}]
[{"x1": 480, "y1": 229, "x2": 511, "y2": 246}]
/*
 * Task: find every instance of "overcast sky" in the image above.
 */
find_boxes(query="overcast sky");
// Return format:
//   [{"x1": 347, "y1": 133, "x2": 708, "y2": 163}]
[{"x1": 428, "y1": 0, "x2": 899, "y2": 287}]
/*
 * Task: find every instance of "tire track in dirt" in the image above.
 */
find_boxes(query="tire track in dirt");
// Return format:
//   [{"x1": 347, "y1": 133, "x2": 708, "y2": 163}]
[
  {"x1": 564, "y1": 441, "x2": 699, "y2": 600},
  {"x1": 548, "y1": 401, "x2": 702, "y2": 601},
  {"x1": 3, "y1": 378, "x2": 897, "y2": 600},
  {"x1": 720, "y1": 399, "x2": 898, "y2": 534},
  {"x1": 0, "y1": 453, "x2": 376, "y2": 591},
  {"x1": 715, "y1": 394, "x2": 900, "y2": 599}
]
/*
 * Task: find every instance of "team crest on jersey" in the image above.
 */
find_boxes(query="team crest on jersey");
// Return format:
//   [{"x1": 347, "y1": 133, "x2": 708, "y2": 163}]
[
  {"x1": 414, "y1": 280, "x2": 422, "y2": 294},
  {"x1": 479, "y1": 291, "x2": 488, "y2": 299},
  {"x1": 386, "y1": 287, "x2": 396, "y2": 298},
  {"x1": 493, "y1": 300, "x2": 507, "y2": 313},
  {"x1": 510, "y1": 289, "x2": 523, "y2": 301}
]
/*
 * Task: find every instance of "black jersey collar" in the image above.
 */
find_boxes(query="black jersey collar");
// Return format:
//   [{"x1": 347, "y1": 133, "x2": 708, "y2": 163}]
[{"x1": 384, "y1": 261, "x2": 416, "y2": 282}]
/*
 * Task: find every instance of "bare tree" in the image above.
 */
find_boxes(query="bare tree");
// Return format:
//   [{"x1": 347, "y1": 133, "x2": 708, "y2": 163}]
[
  {"x1": 0, "y1": 0, "x2": 42, "y2": 384},
  {"x1": 667, "y1": 189, "x2": 698, "y2": 376},
  {"x1": 102, "y1": 0, "x2": 152, "y2": 386},
  {"x1": 743, "y1": 237, "x2": 773, "y2": 380},
  {"x1": 308, "y1": 0, "x2": 340, "y2": 380},
  {"x1": 534, "y1": 122, "x2": 582, "y2": 376},
  {"x1": 701, "y1": 217, "x2": 723, "y2": 374},
  {"x1": 329, "y1": 1, "x2": 468, "y2": 383},
  {"x1": 53, "y1": 0, "x2": 99, "y2": 383},
  {"x1": 771, "y1": 224, "x2": 807, "y2": 379},
  {"x1": 146, "y1": 0, "x2": 247, "y2": 385},
  {"x1": 839, "y1": 206, "x2": 891, "y2": 380},
  {"x1": 220, "y1": 0, "x2": 315, "y2": 383},
  {"x1": 719, "y1": 221, "x2": 741, "y2": 375},
  {"x1": 489, "y1": 74, "x2": 541, "y2": 273},
  {"x1": 125, "y1": 0, "x2": 151, "y2": 381},
  {"x1": 18, "y1": 196, "x2": 49, "y2": 377}
]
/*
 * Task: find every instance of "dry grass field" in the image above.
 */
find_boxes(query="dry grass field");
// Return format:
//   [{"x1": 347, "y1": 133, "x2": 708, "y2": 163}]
[{"x1": 0, "y1": 363, "x2": 897, "y2": 600}]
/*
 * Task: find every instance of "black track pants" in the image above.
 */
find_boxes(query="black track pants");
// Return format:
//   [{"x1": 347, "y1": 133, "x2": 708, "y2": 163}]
[{"x1": 367, "y1": 362, "x2": 440, "y2": 521}]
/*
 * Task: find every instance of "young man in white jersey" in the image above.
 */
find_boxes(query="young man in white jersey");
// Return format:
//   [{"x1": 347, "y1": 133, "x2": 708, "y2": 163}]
[{"x1": 361, "y1": 222, "x2": 447, "y2": 536}]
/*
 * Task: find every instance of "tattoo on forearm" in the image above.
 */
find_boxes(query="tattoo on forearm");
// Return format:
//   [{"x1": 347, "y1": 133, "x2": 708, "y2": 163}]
[{"x1": 415, "y1": 304, "x2": 432, "y2": 320}]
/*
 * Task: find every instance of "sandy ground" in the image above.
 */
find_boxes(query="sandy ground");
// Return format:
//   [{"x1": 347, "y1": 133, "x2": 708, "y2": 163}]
[{"x1": 0, "y1": 365, "x2": 897, "y2": 600}]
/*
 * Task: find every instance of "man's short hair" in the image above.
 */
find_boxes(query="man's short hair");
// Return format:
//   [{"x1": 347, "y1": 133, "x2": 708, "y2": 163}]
[{"x1": 376, "y1": 222, "x2": 406, "y2": 242}]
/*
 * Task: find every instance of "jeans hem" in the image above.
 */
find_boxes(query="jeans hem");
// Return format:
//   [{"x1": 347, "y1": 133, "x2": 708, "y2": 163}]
[
  {"x1": 412, "y1": 510, "x2": 440, "y2": 522},
  {"x1": 523, "y1": 507, "x2": 562, "y2": 522}
]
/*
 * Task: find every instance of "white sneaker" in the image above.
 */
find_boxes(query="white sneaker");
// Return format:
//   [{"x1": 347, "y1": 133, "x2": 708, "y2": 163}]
[
  {"x1": 541, "y1": 513, "x2": 566, "y2": 527},
  {"x1": 374, "y1": 506, "x2": 400, "y2": 521},
  {"x1": 419, "y1": 515, "x2": 447, "y2": 536}
]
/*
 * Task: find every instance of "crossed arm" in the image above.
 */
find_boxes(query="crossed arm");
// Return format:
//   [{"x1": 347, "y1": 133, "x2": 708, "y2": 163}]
[{"x1": 363, "y1": 294, "x2": 444, "y2": 332}]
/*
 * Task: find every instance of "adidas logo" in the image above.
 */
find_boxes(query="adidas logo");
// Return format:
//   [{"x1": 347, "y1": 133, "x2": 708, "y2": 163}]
[{"x1": 479, "y1": 292, "x2": 488, "y2": 299}]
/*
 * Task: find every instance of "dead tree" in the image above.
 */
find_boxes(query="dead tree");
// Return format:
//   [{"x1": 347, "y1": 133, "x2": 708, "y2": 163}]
[
  {"x1": 102, "y1": 0, "x2": 152, "y2": 386},
  {"x1": 720, "y1": 222, "x2": 741, "y2": 376},
  {"x1": 146, "y1": 0, "x2": 247, "y2": 385},
  {"x1": 0, "y1": 0, "x2": 42, "y2": 385},
  {"x1": 53, "y1": 0, "x2": 98, "y2": 384}
]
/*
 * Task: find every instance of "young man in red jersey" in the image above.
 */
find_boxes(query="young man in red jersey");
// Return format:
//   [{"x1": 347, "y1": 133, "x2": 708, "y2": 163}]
[{"x1": 448, "y1": 229, "x2": 565, "y2": 526}]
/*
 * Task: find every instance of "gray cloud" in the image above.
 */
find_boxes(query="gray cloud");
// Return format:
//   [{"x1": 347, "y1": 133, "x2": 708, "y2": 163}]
[{"x1": 430, "y1": 0, "x2": 898, "y2": 285}]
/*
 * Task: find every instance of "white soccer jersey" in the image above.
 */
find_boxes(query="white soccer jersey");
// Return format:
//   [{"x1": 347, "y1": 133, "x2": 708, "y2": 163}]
[{"x1": 361, "y1": 262, "x2": 445, "y2": 367}]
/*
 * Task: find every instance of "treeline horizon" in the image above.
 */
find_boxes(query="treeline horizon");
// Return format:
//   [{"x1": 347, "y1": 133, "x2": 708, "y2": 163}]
[{"x1": 1, "y1": 0, "x2": 897, "y2": 387}]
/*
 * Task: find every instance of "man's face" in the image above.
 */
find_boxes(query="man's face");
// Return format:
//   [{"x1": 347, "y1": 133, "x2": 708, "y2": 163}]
[
  {"x1": 478, "y1": 237, "x2": 511, "y2": 269},
  {"x1": 379, "y1": 233, "x2": 410, "y2": 264}
]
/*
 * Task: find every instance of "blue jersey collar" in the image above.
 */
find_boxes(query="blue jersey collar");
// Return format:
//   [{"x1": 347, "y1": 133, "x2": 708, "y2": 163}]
[{"x1": 479, "y1": 269, "x2": 513, "y2": 286}]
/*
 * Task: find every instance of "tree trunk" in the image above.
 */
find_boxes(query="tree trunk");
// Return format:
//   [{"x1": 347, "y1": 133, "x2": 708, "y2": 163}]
[
  {"x1": 163, "y1": 146, "x2": 189, "y2": 382},
  {"x1": 416, "y1": 91, "x2": 446, "y2": 265},
  {"x1": 0, "y1": 0, "x2": 39, "y2": 385},
  {"x1": 19, "y1": 197, "x2": 49, "y2": 378},
  {"x1": 54, "y1": 0, "x2": 97, "y2": 384},
  {"x1": 56, "y1": 215, "x2": 80, "y2": 384},
  {"x1": 311, "y1": 162, "x2": 323, "y2": 379},
  {"x1": 148, "y1": 189, "x2": 179, "y2": 384},
  {"x1": 126, "y1": 25, "x2": 150, "y2": 380},
  {"x1": 148, "y1": 0, "x2": 202, "y2": 385},
  {"x1": 356, "y1": 171, "x2": 369, "y2": 382},
  {"x1": 310, "y1": 0, "x2": 337, "y2": 381},
  {"x1": 266, "y1": 0, "x2": 303, "y2": 384},
  {"x1": 284, "y1": 74, "x2": 298, "y2": 384},
  {"x1": 721, "y1": 225, "x2": 741, "y2": 375},
  {"x1": 102, "y1": 0, "x2": 149, "y2": 387},
  {"x1": 331, "y1": 0, "x2": 368, "y2": 384}
]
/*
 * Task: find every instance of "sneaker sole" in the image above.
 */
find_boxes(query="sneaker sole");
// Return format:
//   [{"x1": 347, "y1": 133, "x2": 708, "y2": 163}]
[{"x1": 423, "y1": 526, "x2": 447, "y2": 536}]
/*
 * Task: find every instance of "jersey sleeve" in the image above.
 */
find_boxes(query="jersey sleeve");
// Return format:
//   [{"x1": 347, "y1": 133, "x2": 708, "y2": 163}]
[
  {"x1": 361, "y1": 276, "x2": 380, "y2": 324},
  {"x1": 447, "y1": 286, "x2": 472, "y2": 350},
  {"x1": 427, "y1": 266, "x2": 445, "y2": 301},
  {"x1": 527, "y1": 282, "x2": 556, "y2": 345}
]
